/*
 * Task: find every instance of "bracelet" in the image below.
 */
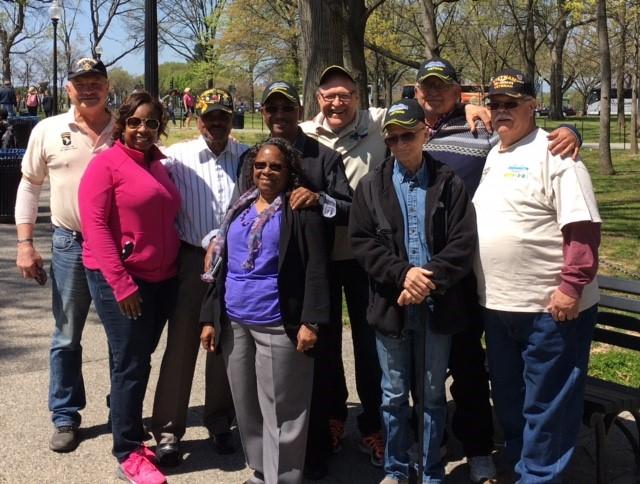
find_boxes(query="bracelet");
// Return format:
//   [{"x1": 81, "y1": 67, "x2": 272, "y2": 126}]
[{"x1": 17, "y1": 238, "x2": 34, "y2": 245}]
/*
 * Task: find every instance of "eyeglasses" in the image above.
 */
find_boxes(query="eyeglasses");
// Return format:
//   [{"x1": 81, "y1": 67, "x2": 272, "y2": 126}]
[
  {"x1": 318, "y1": 91, "x2": 355, "y2": 103},
  {"x1": 418, "y1": 82, "x2": 453, "y2": 92},
  {"x1": 263, "y1": 105, "x2": 297, "y2": 114},
  {"x1": 486, "y1": 100, "x2": 523, "y2": 111},
  {"x1": 254, "y1": 161, "x2": 284, "y2": 172},
  {"x1": 384, "y1": 132, "x2": 418, "y2": 146},
  {"x1": 125, "y1": 116, "x2": 160, "y2": 130}
]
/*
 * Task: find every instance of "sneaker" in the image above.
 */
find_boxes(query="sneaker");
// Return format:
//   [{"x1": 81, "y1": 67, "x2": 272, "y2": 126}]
[
  {"x1": 139, "y1": 444, "x2": 158, "y2": 464},
  {"x1": 329, "y1": 418, "x2": 345, "y2": 453},
  {"x1": 468, "y1": 455, "x2": 497, "y2": 482},
  {"x1": 116, "y1": 447, "x2": 167, "y2": 484},
  {"x1": 359, "y1": 431, "x2": 384, "y2": 467},
  {"x1": 49, "y1": 426, "x2": 79, "y2": 453}
]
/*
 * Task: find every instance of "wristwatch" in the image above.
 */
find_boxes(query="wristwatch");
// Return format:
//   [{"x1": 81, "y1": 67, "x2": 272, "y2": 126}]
[{"x1": 303, "y1": 322, "x2": 319, "y2": 333}]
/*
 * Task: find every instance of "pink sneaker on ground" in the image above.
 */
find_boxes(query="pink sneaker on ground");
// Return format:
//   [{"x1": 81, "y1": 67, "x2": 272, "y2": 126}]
[
  {"x1": 139, "y1": 444, "x2": 157, "y2": 463},
  {"x1": 116, "y1": 447, "x2": 166, "y2": 484}
]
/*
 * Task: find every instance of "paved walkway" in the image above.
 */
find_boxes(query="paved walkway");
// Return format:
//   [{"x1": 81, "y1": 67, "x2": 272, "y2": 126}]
[{"x1": 0, "y1": 193, "x2": 637, "y2": 483}]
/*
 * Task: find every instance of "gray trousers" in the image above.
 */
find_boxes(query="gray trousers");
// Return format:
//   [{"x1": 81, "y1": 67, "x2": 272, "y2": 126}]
[
  {"x1": 151, "y1": 243, "x2": 234, "y2": 444},
  {"x1": 223, "y1": 321, "x2": 314, "y2": 484}
]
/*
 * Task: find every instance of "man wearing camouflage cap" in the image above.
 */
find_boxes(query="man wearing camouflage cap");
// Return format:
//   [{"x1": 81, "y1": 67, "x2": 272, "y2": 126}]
[{"x1": 151, "y1": 88, "x2": 247, "y2": 466}]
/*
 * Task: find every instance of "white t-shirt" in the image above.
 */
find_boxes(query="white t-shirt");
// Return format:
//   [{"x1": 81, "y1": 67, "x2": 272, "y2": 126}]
[{"x1": 473, "y1": 128, "x2": 601, "y2": 312}]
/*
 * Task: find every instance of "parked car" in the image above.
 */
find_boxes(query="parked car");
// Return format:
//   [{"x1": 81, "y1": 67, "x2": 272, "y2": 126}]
[
  {"x1": 535, "y1": 107, "x2": 549, "y2": 117},
  {"x1": 563, "y1": 106, "x2": 576, "y2": 116}
]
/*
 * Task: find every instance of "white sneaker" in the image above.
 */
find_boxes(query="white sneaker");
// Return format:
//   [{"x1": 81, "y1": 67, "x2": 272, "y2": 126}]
[{"x1": 468, "y1": 455, "x2": 497, "y2": 482}]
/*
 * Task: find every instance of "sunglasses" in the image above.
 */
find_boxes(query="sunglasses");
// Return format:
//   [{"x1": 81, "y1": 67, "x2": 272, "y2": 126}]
[
  {"x1": 125, "y1": 116, "x2": 160, "y2": 130},
  {"x1": 486, "y1": 100, "x2": 523, "y2": 111},
  {"x1": 384, "y1": 132, "x2": 418, "y2": 147},
  {"x1": 254, "y1": 161, "x2": 284, "y2": 172},
  {"x1": 263, "y1": 105, "x2": 297, "y2": 114}
]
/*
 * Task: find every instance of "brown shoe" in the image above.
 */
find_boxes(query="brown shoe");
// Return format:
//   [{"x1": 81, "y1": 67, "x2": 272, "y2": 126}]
[{"x1": 49, "y1": 426, "x2": 79, "y2": 452}]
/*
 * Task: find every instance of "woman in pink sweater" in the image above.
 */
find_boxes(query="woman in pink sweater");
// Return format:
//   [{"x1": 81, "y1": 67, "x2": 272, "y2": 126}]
[{"x1": 79, "y1": 91, "x2": 180, "y2": 484}]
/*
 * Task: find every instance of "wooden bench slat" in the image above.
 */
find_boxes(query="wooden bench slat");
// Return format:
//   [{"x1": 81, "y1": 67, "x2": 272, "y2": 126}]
[
  {"x1": 599, "y1": 294, "x2": 640, "y2": 314},
  {"x1": 596, "y1": 311, "x2": 640, "y2": 333},
  {"x1": 598, "y1": 275, "x2": 640, "y2": 295},
  {"x1": 592, "y1": 328, "x2": 640, "y2": 351}
]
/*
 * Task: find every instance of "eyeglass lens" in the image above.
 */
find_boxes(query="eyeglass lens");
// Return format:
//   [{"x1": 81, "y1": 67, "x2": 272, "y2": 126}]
[
  {"x1": 126, "y1": 117, "x2": 160, "y2": 130},
  {"x1": 385, "y1": 132, "x2": 417, "y2": 146}
]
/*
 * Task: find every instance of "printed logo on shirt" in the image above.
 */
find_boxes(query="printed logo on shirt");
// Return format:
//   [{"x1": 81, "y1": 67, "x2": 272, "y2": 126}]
[
  {"x1": 60, "y1": 132, "x2": 77, "y2": 151},
  {"x1": 504, "y1": 165, "x2": 529, "y2": 180}
]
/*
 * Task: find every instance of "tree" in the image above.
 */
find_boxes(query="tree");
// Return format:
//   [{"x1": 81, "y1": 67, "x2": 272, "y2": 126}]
[
  {"x1": 89, "y1": 0, "x2": 145, "y2": 66},
  {"x1": 597, "y1": 0, "x2": 614, "y2": 175}
]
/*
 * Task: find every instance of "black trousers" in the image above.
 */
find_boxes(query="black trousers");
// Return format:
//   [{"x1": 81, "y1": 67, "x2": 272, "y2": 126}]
[{"x1": 448, "y1": 319, "x2": 495, "y2": 457}]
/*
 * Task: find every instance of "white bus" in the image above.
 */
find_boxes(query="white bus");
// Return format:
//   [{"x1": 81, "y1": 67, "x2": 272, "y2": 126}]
[{"x1": 586, "y1": 87, "x2": 638, "y2": 116}]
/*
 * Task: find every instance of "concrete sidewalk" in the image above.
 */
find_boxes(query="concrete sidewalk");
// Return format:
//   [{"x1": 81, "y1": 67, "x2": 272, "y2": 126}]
[{"x1": 0, "y1": 207, "x2": 638, "y2": 483}]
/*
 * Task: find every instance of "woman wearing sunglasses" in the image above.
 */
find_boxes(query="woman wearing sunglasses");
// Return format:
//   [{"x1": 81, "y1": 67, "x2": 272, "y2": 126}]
[
  {"x1": 200, "y1": 138, "x2": 330, "y2": 484},
  {"x1": 78, "y1": 91, "x2": 180, "y2": 484}
]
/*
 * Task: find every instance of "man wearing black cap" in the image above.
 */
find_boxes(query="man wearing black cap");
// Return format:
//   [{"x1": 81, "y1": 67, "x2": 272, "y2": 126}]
[
  {"x1": 151, "y1": 88, "x2": 247, "y2": 466},
  {"x1": 474, "y1": 69, "x2": 600, "y2": 483},
  {"x1": 413, "y1": 57, "x2": 585, "y2": 482},
  {"x1": 349, "y1": 98, "x2": 477, "y2": 484},
  {"x1": 228, "y1": 80, "x2": 352, "y2": 478},
  {"x1": 15, "y1": 57, "x2": 114, "y2": 453}
]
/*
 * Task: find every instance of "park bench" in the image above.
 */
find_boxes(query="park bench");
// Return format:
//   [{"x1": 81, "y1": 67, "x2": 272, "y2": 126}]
[{"x1": 583, "y1": 275, "x2": 640, "y2": 483}]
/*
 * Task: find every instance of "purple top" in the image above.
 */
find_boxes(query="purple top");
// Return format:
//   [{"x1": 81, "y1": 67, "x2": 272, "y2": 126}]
[{"x1": 225, "y1": 204, "x2": 282, "y2": 325}]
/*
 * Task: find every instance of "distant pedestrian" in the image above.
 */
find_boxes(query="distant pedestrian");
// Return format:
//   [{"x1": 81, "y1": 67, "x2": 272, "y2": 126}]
[
  {"x1": 161, "y1": 89, "x2": 177, "y2": 126},
  {"x1": 26, "y1": 86, "x2": 39, "y2": 116},
  {"x1": 41, "y1": 90, "x2": 54, "y2": 117},
  {"x1": 0, "y1": 79, "x2": 17, "y2": 116},
  {"x1": 182, "y1": 87, "x2": 194, "y2": 128}
]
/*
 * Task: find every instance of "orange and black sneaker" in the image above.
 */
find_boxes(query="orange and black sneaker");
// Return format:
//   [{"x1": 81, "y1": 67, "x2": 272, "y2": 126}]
[
  {"x1": 359, "y1": 430, "x2": 384, "y2": 467},
  {"x1": 328, "y1": 418, "x2": 345, "y2": 453}
]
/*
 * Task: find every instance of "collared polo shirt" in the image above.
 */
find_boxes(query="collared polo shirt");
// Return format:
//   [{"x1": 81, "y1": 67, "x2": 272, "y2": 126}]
[
  {"x1": 163, "y1": 136, "x2": 248, "y2": 248},
  {"x1": 21, "y1": 106, "x2": 114, "y2": 231}
]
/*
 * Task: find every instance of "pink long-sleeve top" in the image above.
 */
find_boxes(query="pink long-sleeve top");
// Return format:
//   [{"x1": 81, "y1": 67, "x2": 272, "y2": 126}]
[{"x1": 79, "y1": 140, "x2": 181, "y2": 302}]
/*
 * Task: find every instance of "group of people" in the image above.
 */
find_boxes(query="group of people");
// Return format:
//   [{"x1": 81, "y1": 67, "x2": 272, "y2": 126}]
[
  {"x1": 0, "y1": 80, "x2": 54, "y2": 117},
  {"x1": 14, "y1": 54, "x2": 601, "y2": 484}
]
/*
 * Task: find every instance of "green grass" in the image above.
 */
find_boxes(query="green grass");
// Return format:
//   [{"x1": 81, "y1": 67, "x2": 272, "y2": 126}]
[
  {"x1": 163, "y1": 124, "x2": 268, "y2": 148},
  {"x1": 537, "y1": 116, "x2": 639, "y2": 145},
  {"x1": 589, "y1": 346, "x2": 640, "y2": 387}
]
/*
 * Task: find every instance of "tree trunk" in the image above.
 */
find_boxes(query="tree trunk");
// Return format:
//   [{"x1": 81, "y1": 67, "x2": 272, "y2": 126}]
[
  {"x1": 524, "y1": 0, "x2": 537, "y2": 82},
  {"x1": 597, "y1": 0, "x2": 614, "y2": 175},
  {"x1": 548, "y1": 5, "x2": 569, "y2": 121},
  {"x1": 343, "y1": 0, "x2": 369, "y2": 109},
  {"x1": 616, "y1": 5, "x2": 627, "y2": 130},
  {"x1": 298, "y1": 0, "x2": 344, "y2": 119},
  {"x1": 419, "y1": 0, "x2": 440, "y2": 57},
  {"x1": 631, "y1": 69, "x2": 638, "y2": 154},
  {"x1": 371, "y1": 54, "x2": 381, "y2": 108}
]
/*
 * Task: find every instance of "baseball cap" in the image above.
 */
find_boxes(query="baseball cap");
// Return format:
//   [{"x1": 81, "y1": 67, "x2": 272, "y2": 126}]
[
  {"x1": 382, "y1": 99, "x2": 426, "y2": 131},
  {"x1": 487, "y1": 68, "x2": 535, "y2": 98},
  {"x1": 262, "y1": 81, "x2": 300, "y2": 105},
  {"x1": 319, "y1": 65, "x2": 355, "y2": 85},
  {"x1": 416, "y1": 58, "x2": 458, "y2": 84},
  {"x1": 68, "y1": 58, "x2": 108, "y2": 80},
  {"x1": 196, "y1": 88, "x2": 234, "y2": 116}
]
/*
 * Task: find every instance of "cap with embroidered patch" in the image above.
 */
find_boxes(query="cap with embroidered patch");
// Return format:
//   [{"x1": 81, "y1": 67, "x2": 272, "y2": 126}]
[
  {"x1": 68, "y1": 58, "x2": 108, "y2": 80},
  {"x1": 262, "y1": 81, "x2": 300, "y2": 105},
  {"x1": 196, "y1": 88, "x2": 234, "y2": 116},
  {"x1": 416, "y1": 58, "x2": 458, "y2": 84},
  {"x1": 487, "y1": 68, "x2": 535, "y2": 98},
  {"x1": 318, "y1": 65, "x2": 355, "y2": 85},
  {"x1": 383, "y1": 99, "x2": 425, "y2": 131}
]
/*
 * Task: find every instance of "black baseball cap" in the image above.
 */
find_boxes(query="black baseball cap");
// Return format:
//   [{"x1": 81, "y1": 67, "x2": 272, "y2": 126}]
[
  {"x1": 261, "y1": 81, "x2": 300, "y2": 105},
  {"x1": 197, "y1": 88, "x2": 234, "y2": 116},
  {"x1": 319, "y1": 65, "x2": 355, "y2": 85},
  {"x1": 68, "y1": 58, "x2": 108, "y2": 80},
  {"x1": 487, "y1": 69, "x2": 535, "y2": 98},
  {"x1": 383, "y1": 99, "x2": 426, "y2": 131},
  {"x1": 416, "y1": 58, "x2": 458, "y2": 84}
]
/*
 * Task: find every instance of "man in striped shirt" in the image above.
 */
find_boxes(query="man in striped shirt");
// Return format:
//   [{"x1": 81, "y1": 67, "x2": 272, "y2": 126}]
[{"x1": 151, "y1": 88, "x2": 248, "y2": 466}]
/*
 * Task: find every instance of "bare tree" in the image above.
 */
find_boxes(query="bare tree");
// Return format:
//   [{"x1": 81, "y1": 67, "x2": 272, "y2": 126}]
[
  {"x1": 89, "y1": 0, "x2": 145, "y2": 66},
  {"x1": 597, "y1": 0, "x2": 614, "y2": 175}
]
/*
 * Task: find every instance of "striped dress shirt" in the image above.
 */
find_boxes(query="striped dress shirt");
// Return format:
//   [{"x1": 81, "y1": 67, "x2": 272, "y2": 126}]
[{"x1": 163, "y1": 136, "x2": 248, "y2": 248}]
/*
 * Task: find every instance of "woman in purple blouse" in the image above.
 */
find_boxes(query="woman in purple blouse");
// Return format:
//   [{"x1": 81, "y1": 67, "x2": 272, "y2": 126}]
[{"x1": 200, "y1": 138, "x2": 330, "y2": 484}]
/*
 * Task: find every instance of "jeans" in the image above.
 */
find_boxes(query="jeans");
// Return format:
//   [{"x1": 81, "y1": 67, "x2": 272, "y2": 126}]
[
  {"x1": 376, "y1": 312, "x2": 451, "y2": 483},
  {"x1": 86, "y1": 269, "x2": 176, "y2": 462},
  {"x1": 483, "y1": 305, "x2": 597, "y2": 483},
  {"x1": 49, "y1": 227, "x2": 92, "y2": 428}
]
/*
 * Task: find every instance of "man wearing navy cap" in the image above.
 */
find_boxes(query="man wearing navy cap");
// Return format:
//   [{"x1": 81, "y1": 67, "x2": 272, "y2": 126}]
[
  {"x1": 15, "y1": 57, "x2": 114, "y2": 452},
  {"x1": 349, "y1": 98, "x2": 477, "y2": 484}
]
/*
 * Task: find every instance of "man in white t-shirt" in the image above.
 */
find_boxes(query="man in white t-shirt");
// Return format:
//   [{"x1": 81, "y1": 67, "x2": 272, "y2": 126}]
[{"x1": 473, "y1": 69, "x2": 601, "y2": 483}]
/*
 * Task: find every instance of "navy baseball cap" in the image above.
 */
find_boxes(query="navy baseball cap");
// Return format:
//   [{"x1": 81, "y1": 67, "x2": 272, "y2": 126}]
[
  {"x1": 416, "y1": 58, "x2": 458, "y2": 84},
  {"x1": 383, "y1": 99, "x2": 426, "y2": 131},
  {"x1": 68, "y1": 58, "x2": 108, "y2": 80},
  {"x1": 487, "y1": 69, "x2": 536, "y2": 98}
]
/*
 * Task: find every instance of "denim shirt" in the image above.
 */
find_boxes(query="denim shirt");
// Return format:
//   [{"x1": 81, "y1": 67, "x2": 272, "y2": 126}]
[{"x1": 392, "y1": 158, "x2": 432, "y2": 325}]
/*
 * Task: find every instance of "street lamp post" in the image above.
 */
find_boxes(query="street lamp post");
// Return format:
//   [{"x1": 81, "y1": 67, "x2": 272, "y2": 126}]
[
  {"x1": 95, "y1": 44, "x2": 103, "y2": 61},
  {"x1": 48, "y1": 0, "x2": 62, "y2": 115},
  {"x1": 144, "y1": 0, "x2": 158, "y2": 98}
]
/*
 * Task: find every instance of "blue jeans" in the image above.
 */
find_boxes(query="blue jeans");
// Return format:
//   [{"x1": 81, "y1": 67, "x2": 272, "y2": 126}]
[
  {"x1": 86, "y1": 269, "x2": 176, "y2": 462},
  {"x1": 49, "y1": 227, "x2": 92, "y2": 428},
  {"x1": 484, "y1": 306, "x2": 597, "y2": 483},
  {"x1": 376, "y1": 312, "x2": 451, "y2": 483}
]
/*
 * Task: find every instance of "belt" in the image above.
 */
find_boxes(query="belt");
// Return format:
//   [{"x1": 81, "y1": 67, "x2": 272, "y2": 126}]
[{"x1": 52, "y1": 225, "x2": 83, "y2": 242}]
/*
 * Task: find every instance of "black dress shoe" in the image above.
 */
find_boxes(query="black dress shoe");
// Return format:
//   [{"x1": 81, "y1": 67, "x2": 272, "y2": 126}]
[
  {"x1": 209, "y1": 431, "x2": 235, "y2": 455},
  {"x1": 155, "y1": 442, "x2": 181, "y2": 467}
]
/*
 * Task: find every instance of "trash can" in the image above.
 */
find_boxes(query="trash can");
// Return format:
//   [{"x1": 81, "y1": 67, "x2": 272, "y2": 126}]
[
  {"x1": 0, "y1": 148, "x2": 25, "y2": 223},
  {"x1": 232, "y1": 111, "x2": 244, "y2": 129},
  {"x1": 9, "y1": 116, "x2": 39, "y2": 149}
]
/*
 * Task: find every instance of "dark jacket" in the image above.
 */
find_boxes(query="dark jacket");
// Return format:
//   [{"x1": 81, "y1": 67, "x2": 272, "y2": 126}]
[
  {"x1": 0, "y1": 86, "x2": 17, "y2": 107},
  {"x1": 349, "y1": 153, "x2": 478, "y2": 337},
  {"x1": 237, "y1": 130, "x2": 353, "y2": 225},
  {"x1": 200, "y1": 198, "x2": 330, "y2": 351}
]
